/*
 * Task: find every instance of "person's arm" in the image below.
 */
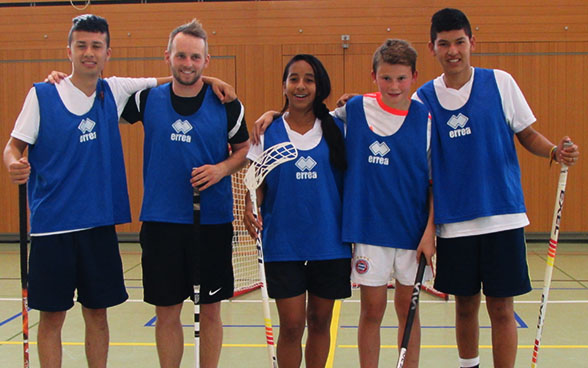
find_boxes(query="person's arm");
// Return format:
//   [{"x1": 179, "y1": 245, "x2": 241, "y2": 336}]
[
  {"x1": 202, "y1": 76, "x2": 237, "y2": 103},
  {"x1": 416, "y1": 187, "x2": 435, "y2": 266},
  {"x1": 495, "y1": 70, "x2": 580, "y2": 166},
  {"x1": 516, "y1": 127, "x2": 579, "y2": 166},
  {"x1": 243, "y1": 186, "x2": 264, "y2": 239},
  {"x1": 251, "y1": 110, "x2": 280, "y2": 145},
  {"x1": 45, "y1": 71, "x2": 234, "y2": 103},
  {"x1": 120, "y1": 89, "x2": 149, "y2": 124},
  {"x1": 190, "y1": 139, "x2": 250, "y2": 191},
  {"x1": 3, "y1": 137, "x2": 30, "y2": 184},
  {"x1": 335, "y1": 93, "x2": 359, "y2": 107}
]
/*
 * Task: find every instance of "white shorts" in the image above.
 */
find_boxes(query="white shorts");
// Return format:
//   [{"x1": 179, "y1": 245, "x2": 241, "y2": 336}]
[{"x1": 351, "y1": 243, "x2": 433, "y2": 286}]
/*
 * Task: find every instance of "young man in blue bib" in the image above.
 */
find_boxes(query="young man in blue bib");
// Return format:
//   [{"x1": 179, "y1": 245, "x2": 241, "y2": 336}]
[
  {"x1": 414, "y1": 8, "x2": 580, "y2": 368},
  {"x1": 3, "y1": 14, "x2": 161, "y2": 367},
  {"x1": 121, "y1": 19, "x2": 249, "y2": 368}
]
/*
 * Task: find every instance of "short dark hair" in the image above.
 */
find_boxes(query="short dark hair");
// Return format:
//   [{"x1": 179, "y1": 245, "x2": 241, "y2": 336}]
[
  {"x1": 372, "y1": 39, "x2": 417, "y2": 74},
  {"x1": 430, "y1": 8, "x2": 472, "y2": 43},
  {"x1": 68, "y1": 14, "x2": 110, "y2": 47},
  {"x1": 168, "y1": 19, "x2": 208, "y2": 54}
]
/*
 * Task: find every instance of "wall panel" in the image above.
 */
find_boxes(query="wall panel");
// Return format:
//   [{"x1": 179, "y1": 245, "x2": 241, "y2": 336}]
[{"x1": 0, "y1": 0, "x2": 586, "y2": 236}]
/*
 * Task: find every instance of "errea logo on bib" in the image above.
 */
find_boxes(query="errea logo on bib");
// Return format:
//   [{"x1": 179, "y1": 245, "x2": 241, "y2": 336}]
[
  {"x1": 368, "y1": 141, "x2": 389, "y2": 165},
  {"x1": 447, "y1": 113, "x2": 472, "y2": 138},
  {"x1": 78, "y1": 118, "x2": 97, "y2": 143},
  {"x1": 171, "y1": 119, "x2": 192, "y2": 143},
  {"x1": 295, "y1": 156, "x2": 318, "y2": 180}
]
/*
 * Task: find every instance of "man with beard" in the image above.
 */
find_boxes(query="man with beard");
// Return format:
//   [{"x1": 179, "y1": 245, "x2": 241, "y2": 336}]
[{"x1": 121, "y1": 19, "x2": 249, "y2": 368}]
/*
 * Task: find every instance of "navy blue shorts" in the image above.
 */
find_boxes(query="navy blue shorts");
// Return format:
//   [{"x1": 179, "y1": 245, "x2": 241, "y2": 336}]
[
  {"x1": 140, "y1": 222, "x2": 234, "y2": 306},
  {"x1": 265, "y1": 258, "x2": 351, "y2": 300},
  {"x1": 433, "y1": 227, "x2": 532, "y2": 297},
  {"x1": 28, "y1": 226, "x2": 128, "y2": 311}
]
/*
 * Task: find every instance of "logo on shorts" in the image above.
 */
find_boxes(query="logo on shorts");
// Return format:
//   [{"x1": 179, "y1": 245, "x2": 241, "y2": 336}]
[
  {"x1": 355, "y1": 259, "x2": 369, "y2": 274},
  {"x1": 208, "y1": 287, "x2": 222, "y2": 296}
]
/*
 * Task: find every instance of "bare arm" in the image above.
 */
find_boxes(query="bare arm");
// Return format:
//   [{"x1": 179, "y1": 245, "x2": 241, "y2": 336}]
[
  {"x1": 3, "y1": 137, "x2": 30, "y2": 184},
  {"x1": 243, "y1": 185, "x2": 265, "y2": 239},
  {"x1": 251, "y1": 110, "x2": 280, "y2": 145},
  {"x1": 516, "y1": 126, "x2": 579, "y2": 166},
  {"x1": 335, "y1": 93, "x2": 359, "y2": 107},
  {"x1": 190, "y1": 140, "x2": 250, "y2": 191},
  {"x1": 202, "y1": 76, "x2": 237, "y2": 103},
  {"x1": 45, "y1": 72, "x2": 236, "y2": 103},
  {"x1": 155, "y1": 76, "x2": 172, "y2": 85}
]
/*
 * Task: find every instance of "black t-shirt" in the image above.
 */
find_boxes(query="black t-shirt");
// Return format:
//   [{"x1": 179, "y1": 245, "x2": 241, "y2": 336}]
[{"x1": 121, "y1": 83, "x2": 249, "y2": 145}]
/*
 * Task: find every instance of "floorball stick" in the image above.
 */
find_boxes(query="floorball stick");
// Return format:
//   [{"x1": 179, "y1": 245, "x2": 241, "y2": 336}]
[
  {"x1": 531, "y1": 141, "x2": 573, "y2": 368},
  {"x1": 396, "y1": 253, "x2": 427, "y2": 368},
  {"x1": 18, "y1": 184, "x2": 30, "y2": 368},
  {"x1": 193, "y1": 186, "x2": 201, "y2": 368},
  {"x1": 244, "y1": 142, "x2": 298, "y2": 368}
]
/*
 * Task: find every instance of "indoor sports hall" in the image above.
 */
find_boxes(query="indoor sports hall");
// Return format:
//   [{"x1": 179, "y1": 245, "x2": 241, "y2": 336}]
[{"x1": 0, "y1": 1, "x2": 586, "y2": 367}]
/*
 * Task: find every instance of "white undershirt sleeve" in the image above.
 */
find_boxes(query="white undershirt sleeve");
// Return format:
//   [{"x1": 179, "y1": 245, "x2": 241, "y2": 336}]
[
  {"x1": 494, "y1": 70, "x2": 536, "y2": 133},
  {"x1": 11, "y1": 87, "x2": 40, "y2": 145},
  {"x1": 246, "y1": 137, "x2": 265, "y2": 162},
  {"x1": 106, "y1": 76, "x2": 157, "y2": 118}
]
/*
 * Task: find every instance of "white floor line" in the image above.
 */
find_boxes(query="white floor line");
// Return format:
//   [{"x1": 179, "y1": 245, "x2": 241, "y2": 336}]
[{"x1": 1, "y1": 298, "x2": 587, "y2": 304}]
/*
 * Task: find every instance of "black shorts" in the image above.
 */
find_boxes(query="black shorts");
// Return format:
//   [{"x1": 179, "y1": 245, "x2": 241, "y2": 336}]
[
  {"x1": 433, "y1": 227, "x2": 532, "y2": 297},
  {"x1": 140, "y1": 222, "x2": 234, "y2": 306},
  {"x1": 28, "y1": 226, "x2": 128, "y2": 311},
  {"x1": 265, "y1": 258, "x2": 351, "y2": 300}
]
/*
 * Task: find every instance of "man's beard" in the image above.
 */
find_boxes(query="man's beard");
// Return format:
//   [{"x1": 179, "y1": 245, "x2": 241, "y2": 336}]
[{"x1": 172, "y1": 68, "x2": 202, "y2": 86}]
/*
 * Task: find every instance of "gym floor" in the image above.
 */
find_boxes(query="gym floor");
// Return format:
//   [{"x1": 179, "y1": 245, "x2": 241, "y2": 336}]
[{"x1": 0, "y1": 242, "x2": 586, "y2": 367}]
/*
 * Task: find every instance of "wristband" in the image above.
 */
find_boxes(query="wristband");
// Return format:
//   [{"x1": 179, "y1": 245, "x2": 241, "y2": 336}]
[{"x1": 549, "y1": 145, "x2": 558, "y2": 166}]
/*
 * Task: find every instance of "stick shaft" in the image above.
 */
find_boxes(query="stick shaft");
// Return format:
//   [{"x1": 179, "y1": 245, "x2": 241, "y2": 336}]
[
  {"x1": 396, "y1": 253, "x2": 427, "y2": 368},
  {"x1": 249, "y1": 190, "x2": 278, "y2": 368},
  {"x1": 194, "y1": 284, "x2": 200, "y2": 368},
  {"x1": 18, "y1": 184, "x2": 29, "y2": 368},
  {"x1": 193, "y1": 187, "x2": 201, "y2": 368},
  {"x1": 531, "y1": 163, "x2": 569, "y2": 368}
]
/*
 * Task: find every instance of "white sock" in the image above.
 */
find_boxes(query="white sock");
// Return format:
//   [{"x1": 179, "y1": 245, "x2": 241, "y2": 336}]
[{"x1": 459, "y1": 356, "x2": 480, "y2": 368}]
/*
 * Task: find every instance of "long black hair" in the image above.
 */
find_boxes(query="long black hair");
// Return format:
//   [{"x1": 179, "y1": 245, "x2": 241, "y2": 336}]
[{"x1": 280, "y1": 54, "x2": 346, "y2": 171}]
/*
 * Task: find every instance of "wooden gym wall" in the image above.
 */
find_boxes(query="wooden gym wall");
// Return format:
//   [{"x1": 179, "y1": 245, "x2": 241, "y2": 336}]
[{"x1": 0, "y1": 0, "x2": 586, "y2": 237}]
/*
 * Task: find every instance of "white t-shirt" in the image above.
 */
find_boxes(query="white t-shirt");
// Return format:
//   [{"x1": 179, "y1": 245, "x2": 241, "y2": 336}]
[
  {"x1": 12, "y1": 75, "x2": 157, "y2": 235},
  {"x1": 247, "y1": 113, "x2": 322, "y2": 161},
  {"x1": 12, "y1": 76, "x2": 157, "y2": 145},
  {"x1": 333, "y1": 94, "x2": 432, "y2": 180},
  {"x1": 412, "y1": 67, "x2": 535, "y2": 238},
  {"x1": 332, "y1": 94, "x2": 431, "y2": 151}
]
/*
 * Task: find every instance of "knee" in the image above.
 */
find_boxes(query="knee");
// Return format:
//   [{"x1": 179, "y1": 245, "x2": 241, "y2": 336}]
[
  {"x1": 82, "y1": 307, "x2": 108, "y2": 324},
  {"x1": 455, "y1": 296, "x2": 481, "y2": 320},
  {"x1": 40, "y1": 311, "x2": 67, "y2": 329},
  {"x1": 455, "y1": 306, "x2": 476, "y2": 321},
  {"x1": 155, "y1": 304, "x2": 182, "y2": 326},
  {"x1": 279, "y1": 321, "x2": 305, "y2": 343},
  {"x1": 306, "y1": 312, "x2": 331, "y2": 335},
  {"x1": 487, "y1": 299, "x2": 514, "y2": 323},
  {"x1": 200, "y1": 303, "x2": 222, "y2": 325},
  {"x1": 360, "y1": 304, "x2": 386, "y2": 325}
]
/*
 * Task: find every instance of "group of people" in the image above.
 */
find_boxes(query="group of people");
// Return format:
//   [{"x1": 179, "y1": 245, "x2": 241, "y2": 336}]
[
  {"x1": 2, "y1": 7, "x2": 580, "y2": 368},
  {"x1": 243, "y1": 7, "x2": 580, "y2": 368},
  {"x1": 4, "y1": 14, "x2": 246, "y2": 368}
]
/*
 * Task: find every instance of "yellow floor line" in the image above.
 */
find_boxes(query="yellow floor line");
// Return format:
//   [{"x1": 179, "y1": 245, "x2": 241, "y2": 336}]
[
  {"x1": 325, "y1": 299, "x2": 342, "y2": 368},
  {"x1": 2, "y1": 341, "x2": 586, "y2": 349},
  {"x1": 338, "y1": 344, "x2": 588, "y2": 349}
]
